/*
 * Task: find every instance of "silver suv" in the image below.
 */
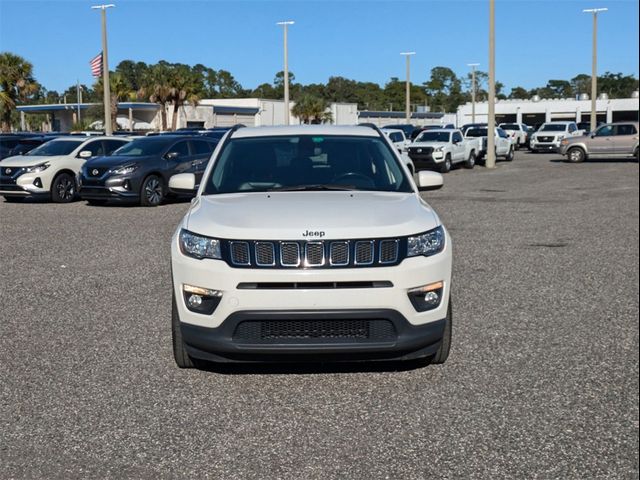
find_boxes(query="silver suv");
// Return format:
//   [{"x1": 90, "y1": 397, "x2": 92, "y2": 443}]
[{"x1": 559, "y1": 122, "x2": 639, "y2": 163}]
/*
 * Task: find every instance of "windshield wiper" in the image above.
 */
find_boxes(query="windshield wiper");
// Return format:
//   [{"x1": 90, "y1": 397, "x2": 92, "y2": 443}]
[{"x1": 268, "y1": 184, "x2": 356, "y2": 192}]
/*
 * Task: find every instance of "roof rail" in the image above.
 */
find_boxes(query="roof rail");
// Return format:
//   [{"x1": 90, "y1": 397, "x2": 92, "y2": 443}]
[{"x1": 357, "y1": 122, "x2": 385, "y2": 138}]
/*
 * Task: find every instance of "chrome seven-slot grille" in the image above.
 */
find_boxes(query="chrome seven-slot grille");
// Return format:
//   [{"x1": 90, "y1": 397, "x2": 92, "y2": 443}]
[{"x1": 225, "y1": 238, "x2": 403, "y2": 268}]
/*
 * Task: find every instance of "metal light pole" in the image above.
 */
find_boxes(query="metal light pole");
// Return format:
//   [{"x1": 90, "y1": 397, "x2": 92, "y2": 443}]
[
  {"x1": 92, "y1": 4, "x2": 115, "y2": 135},
  {"x1": 486, "y1": 0, "x2": 496, "y2": 169},
  {"x1": 584, "y1": 8, "x2": 607, "y2": 131},
  {"x1": 277, "y1": 21, "x2": 294, "y2": 125},
  {"x1": 400, "y1": 52, "x2": 416, "y2": 123},
  {"x1": 467, "y1": 63, "x2": 480, "y2": 124}
]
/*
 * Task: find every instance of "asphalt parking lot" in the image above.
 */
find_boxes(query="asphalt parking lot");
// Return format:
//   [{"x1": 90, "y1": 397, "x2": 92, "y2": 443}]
[{"x1": 1, "y1": 151, "x2": 638, "y2": 479}]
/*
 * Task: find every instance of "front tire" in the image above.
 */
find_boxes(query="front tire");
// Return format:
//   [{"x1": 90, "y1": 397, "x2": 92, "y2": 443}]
[
  {"x1": 172, "y1": 292, "x2": 196, "y2": 369},
  {"x1": 464, "y1": 151, "x2": 476, "y2": 169},
  {"x1": 431, "y1": 300, "x2": 452, "y2": 365},
  {"x1": 140, "y1": 174, "x2": 164, "y2": 207},
  {"x1": 51, "y1": 173, "x2": 76, "y2": 203},
  {"x1": 567, "y1": 147, "x2": 585, "y2": 163},
  {"x1": 439, "y1": 154, "x2": 452, "y2": 173}
]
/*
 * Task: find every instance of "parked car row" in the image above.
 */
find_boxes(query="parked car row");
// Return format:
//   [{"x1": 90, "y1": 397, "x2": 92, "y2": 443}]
[{"x1": 0, "y1": 132, "x2": 224, "y2": 205}]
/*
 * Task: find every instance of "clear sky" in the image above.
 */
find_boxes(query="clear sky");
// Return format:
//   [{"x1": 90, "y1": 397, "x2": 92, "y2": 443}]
[{"x1": 0, "y1": 0, "x2": 638, "y2": 95}]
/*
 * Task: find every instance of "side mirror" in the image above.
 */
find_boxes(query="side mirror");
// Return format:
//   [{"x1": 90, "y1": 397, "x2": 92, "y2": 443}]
[
  {"x1": 417, "y1": 171, "x2": 443, "y2": 191},
  {"x1": 79, "y1": 150, "x2": 92, "y2": 159},
  {"x1": 165, "y1": 151, "x2": 179, "y2": 160},
  {"x1": 169, "y1": 173, "x2": 196, "y2": 193}
]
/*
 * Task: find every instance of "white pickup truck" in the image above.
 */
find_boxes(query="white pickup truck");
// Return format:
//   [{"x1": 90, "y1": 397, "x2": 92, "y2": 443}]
[
  {"x1": 463, "y1": 126, "x2": 515, "y2": 162},
  {"x1": 406, "y1": 129, "x2": 479, "y2": 173}
]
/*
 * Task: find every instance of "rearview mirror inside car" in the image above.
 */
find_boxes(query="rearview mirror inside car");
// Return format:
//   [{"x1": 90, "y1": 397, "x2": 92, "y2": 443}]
[
  {"x1": 417, "y1": 171, "x2": 444, "y2": 191},
  {"x1": 79, "y1": 150, "x2": 92, "y2": 159},
  {"x1": 169, "y1": 173, "x2": 196, "y2": 192}
]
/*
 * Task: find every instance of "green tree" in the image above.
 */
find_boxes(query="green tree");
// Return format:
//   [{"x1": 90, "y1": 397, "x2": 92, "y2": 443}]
[
  {"x1": 168, "y1": 64, "x2": 201, "y2": 131},
  {"x1": 291, "y1": 95, "x2": 332, "y2": 124},
  {"x1": 115, "y1": 60, "x2": 150, "y2": 92},
  {"x1": 508, "y1": 86, "x2": 529, "y2": 99},
  {"x1": 424, "y1": 67, "x2": 464, "y2": 112},
  {"x1": 0, "y1": 52, "x2": 39, "y2": 131},
  {"x1": 139, "y1": 62, "x2": 173, "y2": 130}
]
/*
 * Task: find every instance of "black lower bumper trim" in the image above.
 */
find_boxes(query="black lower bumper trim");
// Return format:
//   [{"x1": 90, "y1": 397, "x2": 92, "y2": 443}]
[{"x1": 181, "y1": 309, "x2": 445, "y2": 363}]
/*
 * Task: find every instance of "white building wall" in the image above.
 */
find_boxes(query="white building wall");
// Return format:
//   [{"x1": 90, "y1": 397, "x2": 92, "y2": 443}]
[{"x1": 456, "y1": 97, "x2": 639, "y2": 126}]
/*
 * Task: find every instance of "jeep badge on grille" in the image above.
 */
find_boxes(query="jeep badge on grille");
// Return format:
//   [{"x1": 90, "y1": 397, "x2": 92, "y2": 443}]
[{"x1": 302, "y1": 230, "x2": 325, "y2": 238}]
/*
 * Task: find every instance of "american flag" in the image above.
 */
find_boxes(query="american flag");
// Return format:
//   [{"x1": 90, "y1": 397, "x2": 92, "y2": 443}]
[{"x1": 89, "y1": 52, "x2": 103, "y2": 77}]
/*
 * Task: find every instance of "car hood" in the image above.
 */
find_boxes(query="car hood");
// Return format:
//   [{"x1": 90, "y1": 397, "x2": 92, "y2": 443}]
[
  {"x1": 185, "y1": 191, "x2": 439, "y2": 240},
  {"x1": 84, "y1": 155, "x2": 156, "y2": 168},
  {"x1": 0, "y1": 155, "x2": 67, "y2": 167}
]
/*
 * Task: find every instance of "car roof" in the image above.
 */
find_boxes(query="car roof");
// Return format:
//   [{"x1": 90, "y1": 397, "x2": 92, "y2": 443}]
[{"x1": 231, "y1": 125, "x2": 380, "y2": 139}]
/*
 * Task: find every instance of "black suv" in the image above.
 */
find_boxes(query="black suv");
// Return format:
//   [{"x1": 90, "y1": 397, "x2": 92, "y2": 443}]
[{"x1": 78, "y1": 136, "x2": 218, "y2": 206}]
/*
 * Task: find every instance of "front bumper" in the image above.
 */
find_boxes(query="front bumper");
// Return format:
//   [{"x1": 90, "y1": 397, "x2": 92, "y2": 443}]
[
  {"x1": 530, "y1": 140, "x2": 560, "y2": 152},
  {"x1": 78, "y1": 174, "x2": 140, "y2": 201},
  {"x1": 171, "y1": 229, "x2": 452, "y2": 361},
  {"x1": 0, "y1": 172, "x2": 50, "y2": 198},
  {"x1": 181, "y1": 309, "x2": 446, "y2": 363}
]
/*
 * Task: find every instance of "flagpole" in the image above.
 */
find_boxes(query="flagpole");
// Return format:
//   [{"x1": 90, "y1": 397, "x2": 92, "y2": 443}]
[
  {"x1": 77, "y1": 80, "x2": 81, "y2": 125},
  {"x1": 92, "y1": 4, "x2": 115, "y2": 135}
]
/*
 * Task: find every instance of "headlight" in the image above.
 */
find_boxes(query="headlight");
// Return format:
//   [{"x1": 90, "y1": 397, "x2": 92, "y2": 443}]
[
  {"x1": 561, "y1": 139, "x2": 569, "y2": 145},
  {"x1": 113, "y1": 164, "x2": 138, "y2": 175},
  {"x1": 25, "y1": 162, "x2": 49, "y2": 173},
  {"x1": 179, "y1": 229, "x2": 221, "y2": 260},
  {"x1": 435, "y1": 147, "x2": 444, "y2": 152},
  {"x1": 556, "y1": 135, "x2": 565, "y2": 141},
  {"x1": 407, "y1": 226, "x2": 445, "y2": 257}
]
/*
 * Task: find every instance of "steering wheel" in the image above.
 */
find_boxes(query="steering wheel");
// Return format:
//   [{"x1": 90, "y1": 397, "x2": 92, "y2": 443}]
[{"x1": 332, "y1": 172, "x2": 375, "y2": 188}]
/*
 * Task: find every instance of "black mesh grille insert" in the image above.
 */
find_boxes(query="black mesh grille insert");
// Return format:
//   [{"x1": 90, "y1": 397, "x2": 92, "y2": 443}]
[
  {"x1": 354, "y1": 241, "x2": 374, "y2": 265},
  {"x1": 280, "y1": 242, "x2": 300, "y2": 266},
  {"x1": 379, "y1": 240, "x2": 398, "y2": 264},
  {"x1": 305, "y1": 242, "x2": 324, "y2": 266},
  {"x1": 233, "y1": 319, "x2": 396, "y2": 344},
  {"x1": 329, "y1": 242, "x2": 349, "y2": 265},
  {"x1": 255, "y1": 242, "x2": 275, "y2": 266},
  {"x1": 230, "y1": 242, "x2": 250, "y2": 265}
]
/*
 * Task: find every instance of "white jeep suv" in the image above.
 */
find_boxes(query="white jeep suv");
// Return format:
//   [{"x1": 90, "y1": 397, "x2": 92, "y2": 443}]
[
  {"x1": 169, "y1": 125, "x2": 453, "y2": 368},
  {"x1": 0, "y1": 136, "x2": 129, "y2": 202}
]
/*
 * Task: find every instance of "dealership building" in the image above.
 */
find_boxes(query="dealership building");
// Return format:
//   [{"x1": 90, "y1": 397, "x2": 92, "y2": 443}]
[{"x1": 456, "y1": 94, "x2": 640, "y2": 127}]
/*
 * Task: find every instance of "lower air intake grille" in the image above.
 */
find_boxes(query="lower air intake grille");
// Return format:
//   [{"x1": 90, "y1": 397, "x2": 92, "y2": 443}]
[{"x1": 233, "y1": 319, "x2": 396, "y2": 344}]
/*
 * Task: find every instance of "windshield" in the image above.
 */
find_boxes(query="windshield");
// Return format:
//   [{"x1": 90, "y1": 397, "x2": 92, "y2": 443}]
[
  {"x1": 415, "y1": 131, "x2": 451, "y2": 142},
  {"x1": 204, "y1": 135, "x2": 412, "y2": 194},
  {"x1": 26, "y1": 140, "x2": 80, "y2": 156},
  {"x1": 540, "y1": 124, "x2": 567, "y2": 132},
  {"x1": 500, "y1": 124, "x2": 519, "y2": 130},
  {"x1": 112, "y1": 138, "x2": 172, "y2": 156},
  {"x1": 465, "y1": 128, "x2": 488, "y2": 137}
]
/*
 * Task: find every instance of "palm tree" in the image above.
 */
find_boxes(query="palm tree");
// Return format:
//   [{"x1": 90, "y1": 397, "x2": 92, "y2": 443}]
[
  {"x1": 291, "y1": 95, "x2": 333, "y2": 124},
  {"x1": 138, "y1": 63, "x2": 173, "y2": 131},
  {"x1": 0, "y1": 52, "x2": 39, "y2": 132},
  {"x1": 168, "y1": 65, "x2": 201, "y2": 131},
  {"x1": 94, "y1": 72, "x2": 135, "y2": 131}
]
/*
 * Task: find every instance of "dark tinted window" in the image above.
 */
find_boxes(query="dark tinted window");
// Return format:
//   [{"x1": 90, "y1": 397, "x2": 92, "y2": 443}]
[
  {"x1": 415, "y1": 131, "x2": 451, "y2": 142},
  {"x1": 205, "y1": 135, "x2": 411, "y2": 194},
  {"x1": 26, "y1": 140, "x2": 82, "y2": 156},
  {"x1": 0, "y1": 139, "x2": 19, "y2": 149},
  {"x1": 83, "y1": 140, "x2": 105, "y2": 157},
  {"x1": 466, "y1": 128, "x2": 488, "y2": 137},
  {"x1": 614, "y1": 124, "x2": 637, "y2": 136},
  {"x1": 497, "y1": 129, "x2": 508, "y2": 138},
  {"x1": 595, "y1": 125, "x2": 614, "y2": 137},
  {"x1": 192, "y1": 140, "x2": 214, "y2": 155},
  {"x1": 500, "y1": 124, "x2": 520, "y2": 130},
  {"x1": 452, "y1": 132, "x2": 463, "y2": 142},
  {"x1": 168, "y1": 141, "x2": 190, "y2": 158},
  {"x1": 103, "y1": 139, "x2": 128, "y2": 154},
  {"x1": 540, "y1": 124, "x2": 568, "y2": 132},
  {"x1": 112, "y1": 138, "x2": 174, "y2": 156},
  {"x1": 568, "y1": 123, "x2": 577, "y2": 133}
]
